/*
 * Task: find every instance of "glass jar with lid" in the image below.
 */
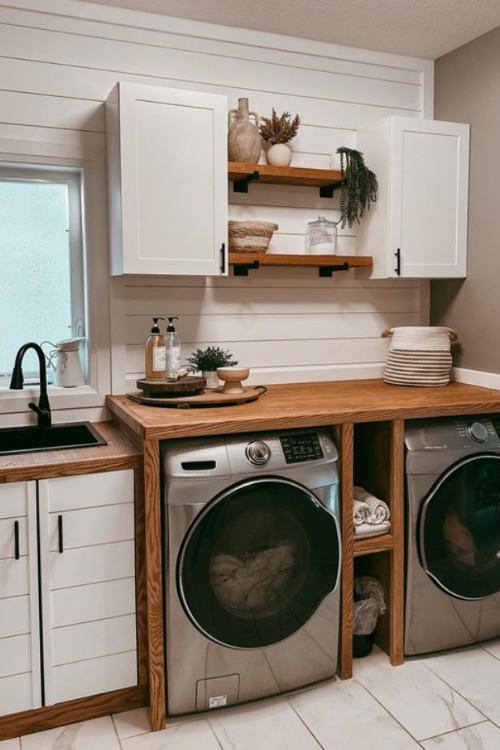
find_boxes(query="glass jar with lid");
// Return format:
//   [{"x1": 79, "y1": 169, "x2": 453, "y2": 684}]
[{"x1": 305, "y1": 216, "x2": 338, "y2": 255}]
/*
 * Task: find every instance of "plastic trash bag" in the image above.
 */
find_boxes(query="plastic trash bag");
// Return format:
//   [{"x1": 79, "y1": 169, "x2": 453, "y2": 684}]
[{"x1": 354, "y1": 576, "x2": 386, "y2": 635}]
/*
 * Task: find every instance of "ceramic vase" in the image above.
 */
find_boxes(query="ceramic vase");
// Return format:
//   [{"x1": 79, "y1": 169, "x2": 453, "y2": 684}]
[
  {"x1": 228, "y1": 98, "x2": 261, "y2": 164},
  {"x1": 265, "y1": 143, "x2": 292, "y2": 167},
  {"x1": 203, "y1": 370, "x2": 220, "y2": 390}
]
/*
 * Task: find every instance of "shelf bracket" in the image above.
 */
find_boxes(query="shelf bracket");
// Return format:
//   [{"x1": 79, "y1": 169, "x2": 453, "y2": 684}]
[
  {"x1": 232, "y1": 260, "x2": 260, "y2": 276},
  {"x1": 319, "y1": 262, "x2": 349, "y2": 277},
  {"x1": 232, "y1": 170, "x2": 260, "y2": 193}
]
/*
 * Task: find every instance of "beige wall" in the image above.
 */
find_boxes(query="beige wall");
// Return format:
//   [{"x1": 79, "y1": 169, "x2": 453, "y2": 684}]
[{"x1": 431, "y1": 25, "x2": 500, "y2": 372}]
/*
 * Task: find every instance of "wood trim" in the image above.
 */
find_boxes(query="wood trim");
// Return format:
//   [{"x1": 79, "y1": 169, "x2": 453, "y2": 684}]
[
  {"x1": 229, "y1": 252, "x2": 372, "y2": 269},
  {"x1": 228, "y1": 162, "x2": 343, "y2": 188},
  {"x1": 0, "y1": 686, "x2": 148, "y2": 742},
  {"x1": 388, "y1": 419, "x2": 405, "y2": 666},
  {"x1": 134, "y1": 465, "x2": 149, "y2": 687},
  {"x1": 353, "y1": 534, "x2": 394, "y2": 556},
  {"x1": 337, "y1": 422, "x2": 354, "y2": 680},
  {"x1": 143, "y1": 439, "x2": 166, "y2": 731}
]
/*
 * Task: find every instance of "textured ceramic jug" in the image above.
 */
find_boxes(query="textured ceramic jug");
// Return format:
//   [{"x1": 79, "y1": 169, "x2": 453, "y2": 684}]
[{"x1": 228, "y1": 98, "x2": 261, "y2": 163}]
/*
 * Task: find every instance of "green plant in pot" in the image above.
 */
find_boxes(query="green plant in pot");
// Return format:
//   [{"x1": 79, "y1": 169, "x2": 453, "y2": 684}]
[
  {"x1": 335, "y1": 147, "x2": 378, "y2": 228},
  {"x1": 187, "y1": 347, "x2": 238, "y2": 390},
  {"x1": 260, "y1": 109, "x2": 300, "y2": 167}
]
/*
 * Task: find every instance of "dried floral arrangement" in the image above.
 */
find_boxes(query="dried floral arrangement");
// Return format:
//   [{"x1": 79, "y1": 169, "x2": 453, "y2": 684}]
[
  {"x1": 259, "y1": 109, "x2": 301, "y2": 145},
  {"x1": 336, "y1": 147, "x2": 378, "y2": 228}
]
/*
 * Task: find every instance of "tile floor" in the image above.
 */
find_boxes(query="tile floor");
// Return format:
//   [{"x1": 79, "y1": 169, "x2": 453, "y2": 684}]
[{"x1": 4, "y1": 642, "x2": 500, "y2": 749}]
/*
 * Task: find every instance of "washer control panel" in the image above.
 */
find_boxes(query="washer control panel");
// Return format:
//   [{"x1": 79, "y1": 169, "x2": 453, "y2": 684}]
[{"x1": 280, "y1": 432, "x2": 324, "y2": 464}]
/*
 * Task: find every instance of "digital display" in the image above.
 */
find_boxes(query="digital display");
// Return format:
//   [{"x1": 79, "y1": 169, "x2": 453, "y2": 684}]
[{"x1": 280, "y1": 433, "x2": 324, "y2": 464}]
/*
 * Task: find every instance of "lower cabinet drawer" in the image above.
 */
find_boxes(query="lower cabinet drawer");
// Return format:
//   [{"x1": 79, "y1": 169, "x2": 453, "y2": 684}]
[{"x1": 51, "y1": 651, "x2": 138, "y2": 704}]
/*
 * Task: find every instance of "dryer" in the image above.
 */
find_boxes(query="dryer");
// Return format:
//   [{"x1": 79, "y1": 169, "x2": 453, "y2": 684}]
[
  {"x1": 162, "y1": 428, "x2": 341, "y2": 715},
  {"x1": 405, "y1": 415, "x2": 500, "y2": 656}
]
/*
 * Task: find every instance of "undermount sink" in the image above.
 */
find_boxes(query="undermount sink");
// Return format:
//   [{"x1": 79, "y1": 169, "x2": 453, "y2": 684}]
[{"x1": 0, "y1": 422, "x2": 107, "y2": 456}]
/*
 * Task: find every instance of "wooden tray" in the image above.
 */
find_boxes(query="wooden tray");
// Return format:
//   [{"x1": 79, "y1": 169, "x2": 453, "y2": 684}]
[
  {"x1": 127, "y1": 386, "x2": 267, "y2": 409},
  {"x1": 136, "y1": 376, "x2": 205, "y2": 397}
]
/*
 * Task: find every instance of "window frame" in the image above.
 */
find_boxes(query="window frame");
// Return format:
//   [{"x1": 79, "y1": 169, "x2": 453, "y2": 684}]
[
  {"x1": 0, "y1": 164, "x2": 87, "y2": 384},
  {"x1": 0, "y1": 128, "x2": 111, "y2": 421}
]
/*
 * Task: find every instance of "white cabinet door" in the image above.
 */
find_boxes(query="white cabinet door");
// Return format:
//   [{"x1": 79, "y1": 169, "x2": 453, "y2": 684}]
[
  {"x1": 38, "y1": 470, "x2": 138, "y2": 705},
  {"x1": 0, "y1": 482, "x2": 41, "y2": 717},
  {"x1": 107, "y1": 82, "x2": 228, "y2": 276},
  {"x1": 357, "y1": 116, "x2": 469, "y2": 278}
]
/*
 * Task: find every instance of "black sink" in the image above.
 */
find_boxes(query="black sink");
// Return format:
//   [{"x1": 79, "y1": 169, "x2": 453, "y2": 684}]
[{"x1": 0, "y1": 422, "x2": 107, "y2": 455}]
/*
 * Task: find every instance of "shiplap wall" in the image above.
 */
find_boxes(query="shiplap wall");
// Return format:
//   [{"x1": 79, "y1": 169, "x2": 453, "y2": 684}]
[{"x1": 0, "y1": 0, "x2": 433, "y2": 393}]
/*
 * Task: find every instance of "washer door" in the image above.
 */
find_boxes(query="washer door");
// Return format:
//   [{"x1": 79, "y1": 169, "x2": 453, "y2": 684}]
[
  {"x1": 419, "y1": 454, "x2": 500, "y2": 600},
  {"x1": 177, "y1": 476, "x2": 340, "y2": 649}
]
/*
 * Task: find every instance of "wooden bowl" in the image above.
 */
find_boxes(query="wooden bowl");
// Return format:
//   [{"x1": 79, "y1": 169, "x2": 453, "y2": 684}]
[{"x1": 217, "y1": 367, "x2": 250, "y2": 394}]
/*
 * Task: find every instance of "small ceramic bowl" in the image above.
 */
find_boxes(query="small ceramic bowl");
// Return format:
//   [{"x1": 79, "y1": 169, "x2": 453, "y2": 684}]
[{"x1": 217, "y1": 367, "x2": 250, "y2": 394}]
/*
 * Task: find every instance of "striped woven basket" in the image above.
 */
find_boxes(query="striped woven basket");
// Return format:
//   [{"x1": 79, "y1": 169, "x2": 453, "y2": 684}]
[{"x1": 382, "y1": 327, "x2": 458, "y2": 387}]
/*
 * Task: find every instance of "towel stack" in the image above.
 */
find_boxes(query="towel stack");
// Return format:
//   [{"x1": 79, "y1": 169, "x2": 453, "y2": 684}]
[{"x1": 353, "y1": 486, "x2": 390, "y2": 539}]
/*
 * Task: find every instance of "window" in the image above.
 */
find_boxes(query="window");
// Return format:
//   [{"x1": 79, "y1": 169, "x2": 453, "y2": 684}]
[{"x1": 0, "y1": 165, "x2": 86, "y2": 384}]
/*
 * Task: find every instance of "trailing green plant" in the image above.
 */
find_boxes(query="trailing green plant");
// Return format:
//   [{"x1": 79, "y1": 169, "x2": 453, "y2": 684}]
[
  {"x1": 186, "y1": 346, "x2": 238, "y2": 373},
  {"x1": 335, "y1": 147, "x2": 378, "y2": 228},
  {"x1": 259, "y1": 109, "x2": 301, "y2": 145}
]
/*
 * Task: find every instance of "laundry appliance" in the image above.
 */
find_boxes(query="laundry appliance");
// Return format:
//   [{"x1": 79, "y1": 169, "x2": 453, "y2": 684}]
[
  {"x1": 162, "y1": 429, "x2": 341, "y2": 715},
  {"x1": 405, "y1": 415, "x2": 500, "y2": 656}
]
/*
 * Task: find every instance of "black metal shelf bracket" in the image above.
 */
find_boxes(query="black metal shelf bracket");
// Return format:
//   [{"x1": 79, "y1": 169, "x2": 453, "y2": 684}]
[
  {"x1": 319, "y1": 183, "x2": 336, "y2": 199},
  {"x1": 319, "y1": 262, "x2": 350, "y2": 277},
  {"x1": 232, "y1": 260, "x2": 260, "y2": 276},
  {"x1": 232, "y1": 170, "x2": 260, "y2": 193}
]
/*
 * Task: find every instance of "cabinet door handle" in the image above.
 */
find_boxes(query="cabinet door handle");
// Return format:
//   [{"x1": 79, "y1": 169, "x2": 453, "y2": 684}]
[
  {"x1": 394, "y1": 248, "x2": 401, "y2": 276},
  {"x1": 14, "y1": 520, "x2": 20, "y2": 560},
  {"x1": 220, "y1": 242, "x2": 226, "y2": 274},
  {"x1": 58, "y1": 514, "x2": 64, "y2": 554}
]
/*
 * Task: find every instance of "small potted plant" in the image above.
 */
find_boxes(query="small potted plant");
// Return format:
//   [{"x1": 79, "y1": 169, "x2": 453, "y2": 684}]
[
  {"x1": 335, "y1": 147, "x2": 378, "y2": 228},
  {"x1": 259, "y1": 109, "x2": 300, "y2": 167},
  {"x1": 186, "y1": 346, "x2": 238, "y2": 390}
]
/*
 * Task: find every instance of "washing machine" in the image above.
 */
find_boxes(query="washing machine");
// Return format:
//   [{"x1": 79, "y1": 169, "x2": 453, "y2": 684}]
[
  {"x1": 162, "y1": 428, "x2": 341, "y2": 715},
  {"x1": 405, "y1": 414, "x2": 500, "y2": 656}
]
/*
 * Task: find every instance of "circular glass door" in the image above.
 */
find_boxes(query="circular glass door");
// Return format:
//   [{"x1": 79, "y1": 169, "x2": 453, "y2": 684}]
[
  {"x1": 177, "y1": 477, "x2": 340, "y2": 649},
  {"x1": 419, "y1": 454, "x2": 500, "y2": 600}
]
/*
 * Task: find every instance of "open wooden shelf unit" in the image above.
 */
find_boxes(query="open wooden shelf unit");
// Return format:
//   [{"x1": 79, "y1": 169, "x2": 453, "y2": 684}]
[
  {"x1": 228, "y1": 161, "x2": 344, "y2": 196},
  {"x1": 229, "y1": 251, "x2": 372, "y2": 277}
]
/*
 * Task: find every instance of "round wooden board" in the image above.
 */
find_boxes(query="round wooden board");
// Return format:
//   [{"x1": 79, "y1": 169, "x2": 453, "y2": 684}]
[
  {"x1": 127, "y1": 386, "x2": 267, "y2": 408},
  {"x1": 136, "y1": 376, "x2": 206, "y2": 396}
]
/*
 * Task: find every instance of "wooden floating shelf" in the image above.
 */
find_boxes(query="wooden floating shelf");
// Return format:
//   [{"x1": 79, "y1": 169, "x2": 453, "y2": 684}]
[
  {"x1": 353, "y1": 533, "x2": 394, "y2": 557},
  {"x1": 228, "y1": 251, "x2": 373, "y2": 277},
  {"x1": 228, "y1": 162, "x2": 344, "y2": 197}
]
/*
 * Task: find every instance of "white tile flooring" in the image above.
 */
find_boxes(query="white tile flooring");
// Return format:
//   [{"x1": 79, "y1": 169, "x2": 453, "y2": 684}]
[{"x1": 4, "y1": 642, "x2": 500, "y2": 749}]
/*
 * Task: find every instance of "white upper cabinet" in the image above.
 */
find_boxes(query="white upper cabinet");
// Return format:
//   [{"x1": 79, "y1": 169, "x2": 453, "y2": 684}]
[
  {"x1": 106, "y1": 82, "x2": 228, "y2": 276},
  {"x1": 357, "y1": 116, "x2": 470, "y2": 278}
]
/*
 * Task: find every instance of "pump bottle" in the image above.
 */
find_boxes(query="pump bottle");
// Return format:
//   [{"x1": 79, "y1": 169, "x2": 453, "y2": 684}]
[
  {"x1": 165, "y1": 316, "x2": 181, "y2": 380},
  {"x1": 145, "y1": 317, "x2": 166, "y2": 380}
]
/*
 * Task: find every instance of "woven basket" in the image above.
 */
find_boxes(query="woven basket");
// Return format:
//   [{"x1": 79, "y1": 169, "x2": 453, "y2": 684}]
[
  {"x1": 382, "y1": 327, "x2": 458, "y2": 387},
  {"x1": 228, "y1": 220, "x2": 279, "y2": 252}
]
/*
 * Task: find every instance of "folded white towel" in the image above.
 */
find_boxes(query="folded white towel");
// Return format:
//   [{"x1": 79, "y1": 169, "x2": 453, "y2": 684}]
[
  {"x1": 355, "y1": 521, "x2": 390, "y2": 539},
  {"x1": 354, "y1": 486, "x2": 390, "y2": 524},
  {"x1": 353, "y1": 498, "x2": 370, "y2": 526}
]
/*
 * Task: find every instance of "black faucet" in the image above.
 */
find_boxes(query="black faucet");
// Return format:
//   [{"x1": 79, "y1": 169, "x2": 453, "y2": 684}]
[{"x1": 10, "y1": 342, "x2": 52, "y2": 428}]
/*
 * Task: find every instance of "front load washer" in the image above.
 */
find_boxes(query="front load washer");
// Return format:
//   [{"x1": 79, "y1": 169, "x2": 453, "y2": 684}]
[
  {"x1": 405, "y1": 415, "x2": 500, "y2": 656},
  {"x1": 162, "y1": 428, "x2": 341, "y2": 715}
]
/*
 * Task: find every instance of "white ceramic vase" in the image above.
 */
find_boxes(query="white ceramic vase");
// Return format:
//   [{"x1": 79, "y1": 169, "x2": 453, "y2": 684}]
[
  {"x1": 203, "y1": 370, "x2": 220, "y2": 390},
  {"x1": 265, "y1": 143, "x2": 292, "y2": 167}
]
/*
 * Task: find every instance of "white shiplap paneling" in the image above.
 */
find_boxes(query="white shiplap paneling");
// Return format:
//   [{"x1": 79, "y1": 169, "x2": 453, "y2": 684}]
[{"x1": 0, "y1": 0, "x2": 432, "y2": 392}]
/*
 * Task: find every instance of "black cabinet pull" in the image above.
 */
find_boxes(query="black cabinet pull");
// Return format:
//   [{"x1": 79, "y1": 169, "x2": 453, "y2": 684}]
[
  {"x1": 220, "y1": 242, "x2": 226, "y2": 274},
  {"x1": 58, "y1": 514, "x2": 64, "y2": 554},
  {"x1": 394, "y1": 248, "x2": 401, "y2": 276},
  {"x1": 14, "y1": 520, "x2": 20, "y2": 560}
]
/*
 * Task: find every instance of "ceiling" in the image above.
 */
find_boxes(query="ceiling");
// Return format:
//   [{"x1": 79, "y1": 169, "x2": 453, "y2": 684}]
[{"x1": 84, "y1": 0, "x2": 500, "y2": 59}]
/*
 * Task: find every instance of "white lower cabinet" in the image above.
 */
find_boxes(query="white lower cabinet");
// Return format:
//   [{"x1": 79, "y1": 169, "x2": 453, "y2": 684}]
[
  {"x1": 0, "y1": 482, "x2": 41, "y2": 717},
  {"x1": 0, "y1": 469, "x2": 137, "y2": 716}
]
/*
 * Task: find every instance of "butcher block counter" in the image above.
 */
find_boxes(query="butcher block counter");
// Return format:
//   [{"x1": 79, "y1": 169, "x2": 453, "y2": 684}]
[{"x1": 107, "y1": 379, "x2": 500, "y2": 440}]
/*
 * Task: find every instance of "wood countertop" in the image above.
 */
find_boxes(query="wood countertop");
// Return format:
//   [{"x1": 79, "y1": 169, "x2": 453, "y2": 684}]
[
  {"x1": 107, "y1": 379, "x2": 500, "y2": 441},
  {"x1": 0, "y1": 421, "x2": 142, "y2": 483}
]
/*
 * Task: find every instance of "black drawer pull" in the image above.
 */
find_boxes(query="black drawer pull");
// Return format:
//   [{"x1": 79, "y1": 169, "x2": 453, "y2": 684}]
[
  {"x1": 14, "y1": 520, "x2": 20, "y2": 560},
  {"x1": 394, "y1": 248, "x2": 401, "y2": 276},
  {"x1": 58, "y1": 514, "x2": 64, "y2": 554},
  {"x1": 220, "y1": 242, "x2": 226, "y2": 274}
]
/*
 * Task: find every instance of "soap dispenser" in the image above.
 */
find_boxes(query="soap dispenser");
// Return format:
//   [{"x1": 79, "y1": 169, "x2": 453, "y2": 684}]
[
  {"x1": 165, "y1": 316, "x2": 181, "y2": 380},
  {"x1": 145, "y1": 317, "x2": 166, "y2": 381}
]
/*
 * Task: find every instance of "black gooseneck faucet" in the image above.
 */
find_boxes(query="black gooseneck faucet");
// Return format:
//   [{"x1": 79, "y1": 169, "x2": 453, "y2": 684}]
[{"x1": 10, "y1": 342, "x2": 52, "y2": 428}]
